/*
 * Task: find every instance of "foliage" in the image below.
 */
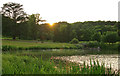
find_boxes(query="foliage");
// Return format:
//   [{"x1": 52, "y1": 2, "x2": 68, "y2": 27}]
[
  {"x1": 87, "y1": 41, "x2": 99, "y2": 48},
  {"x1": 1, "y1": 2, "x2": 28, "y2": 39},
  {"x1": 2, "y1": 14, "x2": 118, "y2": 42},
  {"x1": 2, "y1": 53, "x2": 117, "y2": 74},
  {"x1": 2, "y1": 16, "x2": 14, "y2": 37},
  {"x1": 1, "y1": 2, "x2": 28, "y2": 22},
  {"x1": 70, "y1": 38, "x2": 79, "y2": 44},
  {"x1": 92, "y1": 32, "x2": 101, "y2": 42},
  {"x1": 99, "y1": 42, "x2": 119, "y2": 50},
  {"x1": 53, "y1": 22, "x2": 72, "y2": 42},
  {"x1": 102, "y1": 32, "x2": 118, "y2": 43},
  {"x1": 2, "y1": 54, "x2": 56, "y2": 74},
  {"x1": 1, "y1": 2, "x2": 118, "y2": 42}
]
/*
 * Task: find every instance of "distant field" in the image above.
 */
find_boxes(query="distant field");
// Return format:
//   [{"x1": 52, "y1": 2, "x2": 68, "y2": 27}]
[
  {"x1": 2, "y1": 39, "x2": 82, "y2": 50},
  {"x1": 2, "y1": 39, "x2": 71, "y2": 47}
]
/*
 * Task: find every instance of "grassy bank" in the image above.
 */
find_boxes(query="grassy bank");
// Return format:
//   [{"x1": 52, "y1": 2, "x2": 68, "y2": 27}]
[
  {"x1": 2, "y1": 40, "x2": 82, "y2": 51},
  {"x1": 79, "y1": 41, "x2": 119, "y2": 50},
  {"x1": 2, "y1": 40, "x2": 119, "y2": 51}
]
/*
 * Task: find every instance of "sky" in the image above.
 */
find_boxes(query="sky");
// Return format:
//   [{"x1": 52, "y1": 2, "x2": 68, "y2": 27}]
[{"x1": 0, "y1": 0, "x2": 119, "y2": 24}]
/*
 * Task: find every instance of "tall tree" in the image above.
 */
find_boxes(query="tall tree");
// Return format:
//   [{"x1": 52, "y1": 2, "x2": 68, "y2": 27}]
[
  {"x1": 1, "y1": 2, "x2": 28, "y2": 39},
  {"x1": 27, "y1": 14, "x2": 45, "y2": 40},
  {"x1": 34, "y1": 13, "x2": 46, "y2": 24}
]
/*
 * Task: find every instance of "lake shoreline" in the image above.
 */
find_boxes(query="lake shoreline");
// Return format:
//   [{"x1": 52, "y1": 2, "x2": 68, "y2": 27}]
[{"x1": 52, "y1": 54, "x2": 119, "y2": 74}]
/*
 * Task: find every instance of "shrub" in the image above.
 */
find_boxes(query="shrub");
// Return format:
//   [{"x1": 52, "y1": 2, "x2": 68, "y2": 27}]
[
  {"x1": 102, "y1": 32, "x2": 118, "y2": 44},
  {"x1": 87, "y1": 41, "x2": 99, "y2": 48},
  {"x1": 92, "y1": 32, "x2": 101, "y2": 42},
  {"x1": 70, "y1": 38, "x2": 79, "y2": 44},
  {"x1": 2, "y1": 45, "x2": 18, "y2": 51}
]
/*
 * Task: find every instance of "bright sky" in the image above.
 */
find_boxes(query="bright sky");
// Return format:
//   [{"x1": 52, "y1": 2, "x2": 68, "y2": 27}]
[{"x1": 0, "y1": 0, "x2": 119, "y2": 24}]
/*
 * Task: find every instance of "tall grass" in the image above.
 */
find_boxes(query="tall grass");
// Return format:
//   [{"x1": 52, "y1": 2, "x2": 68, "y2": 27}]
[{"x1": 2, "y1": 54, "x2": 117, "y2": 75}]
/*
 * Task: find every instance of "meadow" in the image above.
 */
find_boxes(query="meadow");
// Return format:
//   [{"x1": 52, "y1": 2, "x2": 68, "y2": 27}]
[
  {"x1": 2, "y1": 40, "x2": 82, "y2": 51},
  {"x1": 2, "y1": 39, "x2": 119, "y2": 51},
  {"x1": 2, "y1": 39, "x2": 119, "y2": 75}
]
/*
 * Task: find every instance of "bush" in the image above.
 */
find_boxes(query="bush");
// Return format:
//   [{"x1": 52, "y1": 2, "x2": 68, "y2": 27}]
[
  {"x1": 70, "y1": 38, "x2": 79, "y2": 44},
  {"x1": 102, "y1": 32, "x2": 118, "y2": 43},
  {"x1": 2, "y1": 45, "x2": 18, "y2": 51},
  {"x1": 87, "y1": 41, "x2": 99, "y2": 48},
  {"x1": 92, "y1": 32, "x2": 101, "y2": 42}
]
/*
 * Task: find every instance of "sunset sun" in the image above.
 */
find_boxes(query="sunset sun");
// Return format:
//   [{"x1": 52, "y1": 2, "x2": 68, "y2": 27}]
[{"x1": 49, "y1": 22, "x2": 54, "y2": 26}]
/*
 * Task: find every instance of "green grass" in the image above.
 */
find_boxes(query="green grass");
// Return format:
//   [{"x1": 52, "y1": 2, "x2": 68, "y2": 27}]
[
  {"x1": 3, "y1": 49, "x2": 118, "y2": 61},
  {"x1": 4, "y1": 49, "x2": 86, "y2": 60},
  {"x1": 2, "y1": 48, "x2": 118, "y2": 74},
  {"x1": 2, "y1": 40, "x2": 82, "y2": 51},
  {"x1": 2, "y1": 54, "x2": 57, "y2": 74},
  {"x1": 1, "y1": 37, "x2": 13, "y2": 39},
  {"x1": 2, "y1": 40, "x2": 75, "y2": 47},
  {"x1": 2, "y1": 53, "x2": 117, "y2": 74},
  {"x1": 2, "y1": 39, "x2": 119, "y2": 74}
]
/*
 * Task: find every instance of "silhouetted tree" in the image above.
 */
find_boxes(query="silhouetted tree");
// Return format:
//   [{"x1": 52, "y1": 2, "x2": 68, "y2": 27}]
[{"x1": 1, "y1": 2, "x2": 28, "y2": 39}]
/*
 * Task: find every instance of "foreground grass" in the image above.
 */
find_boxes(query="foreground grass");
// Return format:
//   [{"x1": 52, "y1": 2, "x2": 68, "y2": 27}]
[
  {"x1": 2, "y1": 53, "x2": 116, "y2": 75},
  {"x1": 2, "y1": 54, "x2": 57, "y2": 74},
  {"x1": 2, "y1": 40, "x2": 82, "y2": 51}
]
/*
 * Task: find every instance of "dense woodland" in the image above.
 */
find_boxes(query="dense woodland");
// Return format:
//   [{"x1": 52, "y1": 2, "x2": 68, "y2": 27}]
[{"x1": 1, "y1": 2, "x2": 120, "y2": 43}]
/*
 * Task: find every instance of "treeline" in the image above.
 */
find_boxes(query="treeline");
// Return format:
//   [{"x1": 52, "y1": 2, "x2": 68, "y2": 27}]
[
  {"x1": 1, "y1": 2, "x2": 120, "y2": 43},
  {"x1": 2, "y1": 14, "x2": 119, "y2": 43}
]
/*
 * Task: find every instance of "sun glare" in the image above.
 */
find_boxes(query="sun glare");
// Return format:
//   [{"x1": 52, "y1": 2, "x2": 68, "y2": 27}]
[{"x1": 49, "y1": 23, "x2": 54, "y2": 26}]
